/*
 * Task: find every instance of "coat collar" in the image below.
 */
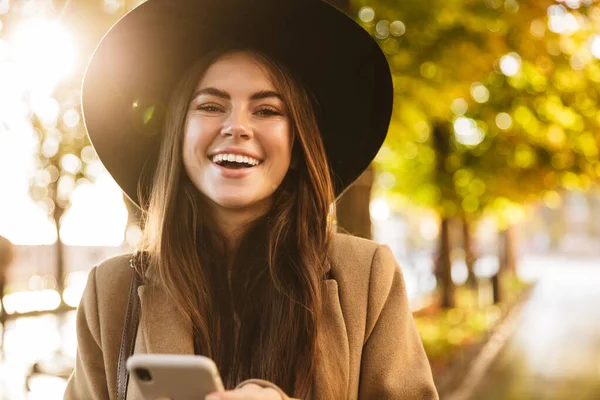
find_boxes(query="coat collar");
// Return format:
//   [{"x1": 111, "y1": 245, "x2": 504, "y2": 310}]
[{"x1": 135, "y1": 260, "x2": 333, "y2": 355}]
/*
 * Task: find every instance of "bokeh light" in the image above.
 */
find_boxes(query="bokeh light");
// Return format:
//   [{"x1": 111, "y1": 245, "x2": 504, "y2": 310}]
[
  {"x1": 370, "y1": 198, "x2": 391, "y2": 222},
  {"x1": 530, "y1": 19, "x2": 546, "y2": 38},
  {"x1": 454, "y1": 117, "x2": 485, "y2": 146},
  {"x1": 451, "y1": 98, "x2": 468, "y2": 115},
  {"x1": 500, "y1": 52, "x2": 522, "y2": 76},
  {"x1": 561, "y1": 0, "x2": 582, "y2": 9},
  {"x1": 358, "y1": 6, "x2": 375, "y2": 23},
  {"x1": 470, "y1": 82, "x2": 490, "y2": 103},
  {"x1": 377, "y1": 171, "x2": 396, "y2": 190},
  {"x1": 590, "y1": 35, "x2": 600, "y2": 59},
  {"x1": 30, "y1": 96, "x2": 60, "y2": 126},
  {"x1": 62, "y1": 109, "x2": 80, "y2": 128},
  {"x1": 59, "y1": 175, "x2": 128, "y2": 246},
  {"x1": 548, "y1": 5, "x2": 579, "y2": 35},
  {"x1": 3, "y1": 290, "x2": 61, "y2": 314},
  {"x1": 496, "y1": 112, "x2": 513, "y2": 130},
  {"x1": 60, "y1": 154, "x2": 82, "y2": 175},
  {"x1": 390, "y1": 20, "x2": 406, "y2": 36},
  {"x1": 10, "y1": 20, "x2": 75, "y2": 95},
  {"x1": 375, "y1": 20, "x2": 390, "y2": 39}
]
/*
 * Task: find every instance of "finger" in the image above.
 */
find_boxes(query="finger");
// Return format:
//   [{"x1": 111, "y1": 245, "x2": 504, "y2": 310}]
[
  {"x1": 207, "y1": 387, "x2": 281, "y2": 400},
  {"x1": 237, "y1": 384, "x2": 281, "y2": 399},
  {"x1": 237, "y1": 383, "x2": 263, "y2": 392},
  {"x1": 262, "y1": 388, "x2": 282, "y2": 399}
]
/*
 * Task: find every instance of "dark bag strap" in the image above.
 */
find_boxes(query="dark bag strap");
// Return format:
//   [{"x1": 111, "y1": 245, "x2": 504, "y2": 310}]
[{"x1": 117, "y1": 254, "x2": 143, "y2": 400}]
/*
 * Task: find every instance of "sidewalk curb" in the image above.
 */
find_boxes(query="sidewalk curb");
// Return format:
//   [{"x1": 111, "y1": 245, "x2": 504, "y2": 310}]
[{"x1": 435, "y1": 284, "x2": 536, "y2": 398}]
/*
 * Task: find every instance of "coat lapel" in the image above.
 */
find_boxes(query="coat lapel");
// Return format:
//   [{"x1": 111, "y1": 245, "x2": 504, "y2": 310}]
[
  {"x1": 126, "y1": 283, "x2": 195, "y2": 400},
  {"x1": 311, "y1": 278, "x2": 350, "y2": 399},
  {"x1": 136, "y1": 284, "x2": 194, "y2": 355}
]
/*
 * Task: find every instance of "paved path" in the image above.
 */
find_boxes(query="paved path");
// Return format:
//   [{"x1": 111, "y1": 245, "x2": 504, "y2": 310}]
[{"x1": 466, "y1": 260, "x2": 600, "y2": 400}]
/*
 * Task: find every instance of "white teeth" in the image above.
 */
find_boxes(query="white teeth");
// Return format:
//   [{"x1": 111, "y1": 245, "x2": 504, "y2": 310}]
[{"x1": 211, "y1": 153, "x2": 261, "y2": 166}]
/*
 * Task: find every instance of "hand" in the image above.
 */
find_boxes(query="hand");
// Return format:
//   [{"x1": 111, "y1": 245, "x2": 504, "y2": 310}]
[{"x1": 205, "y1": 383, "x2": 283, "y2": 400}]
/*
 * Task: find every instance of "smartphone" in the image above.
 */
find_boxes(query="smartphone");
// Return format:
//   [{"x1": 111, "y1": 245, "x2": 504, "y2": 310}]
[{"x1": 126, "y1": 354, "x2": 225, "y2": 400}]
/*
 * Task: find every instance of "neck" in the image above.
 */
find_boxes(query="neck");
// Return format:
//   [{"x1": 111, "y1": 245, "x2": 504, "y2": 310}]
[{"x1": 209, "y1": 200, "x2": 272, "y2": 251}]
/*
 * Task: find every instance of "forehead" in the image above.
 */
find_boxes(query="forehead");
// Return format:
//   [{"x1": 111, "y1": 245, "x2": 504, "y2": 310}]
[{"x1": 196, "y1": 52, "x2": 276, "y2": 91}]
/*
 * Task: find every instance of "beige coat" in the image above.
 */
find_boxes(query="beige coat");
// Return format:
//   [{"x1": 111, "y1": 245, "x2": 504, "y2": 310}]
[{"x1": 64, "y1": 233, "x2": 438, "y2": 399}]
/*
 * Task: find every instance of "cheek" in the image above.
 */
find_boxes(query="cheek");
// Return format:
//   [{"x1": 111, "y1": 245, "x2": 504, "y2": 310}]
[
  {"x1": 182, "y1": 132, "x2": 196, "y2": 170},
  {"x1": 183, "y1": 121, "x2": 212, "y2": 162},
  {"x1": 267, "y1": 125, "x2": 293, "y2": 167},
  {"x1": 282, "y1": 134, "x2": 294, "y2": 168}
]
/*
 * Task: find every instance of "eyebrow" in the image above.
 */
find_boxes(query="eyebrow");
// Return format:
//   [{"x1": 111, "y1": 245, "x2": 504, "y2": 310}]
[{"x1": 192, "y1": 87, "x2": 283, "y2": 101}]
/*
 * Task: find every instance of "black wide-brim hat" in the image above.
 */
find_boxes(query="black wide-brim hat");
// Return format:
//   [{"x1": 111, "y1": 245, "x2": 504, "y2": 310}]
[{"x1": 82, "y1": 0, "x2": 393, "y2": 206}]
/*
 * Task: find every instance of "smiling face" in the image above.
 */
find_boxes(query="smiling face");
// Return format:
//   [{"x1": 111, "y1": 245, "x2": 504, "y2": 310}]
[{"x1": 182, "y1": 51, "x2": 293, "y2": 220}]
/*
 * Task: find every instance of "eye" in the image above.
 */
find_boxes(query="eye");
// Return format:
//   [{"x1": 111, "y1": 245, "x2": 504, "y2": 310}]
[
  {"x1": 255, "y1": 107, "x2": 283, "y2": 117},
  {"x1": 195, "y1": 103, "x2": 224, "y2": 113}
]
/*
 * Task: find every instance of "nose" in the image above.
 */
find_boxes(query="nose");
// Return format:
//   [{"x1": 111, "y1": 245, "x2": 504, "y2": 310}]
[{"x1": 221, "y1": 108, "x2": 252, "y2": 139}]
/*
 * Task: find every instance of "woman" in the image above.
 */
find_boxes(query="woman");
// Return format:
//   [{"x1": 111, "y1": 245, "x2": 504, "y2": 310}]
[{"x1": 65, "y1": 0, "x2": 438, "y2": 399}]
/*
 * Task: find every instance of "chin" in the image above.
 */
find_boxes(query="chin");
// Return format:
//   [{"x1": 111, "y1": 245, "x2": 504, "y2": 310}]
[{"x1": 212, "y1": 193, "x2": 266, "y2": 210}]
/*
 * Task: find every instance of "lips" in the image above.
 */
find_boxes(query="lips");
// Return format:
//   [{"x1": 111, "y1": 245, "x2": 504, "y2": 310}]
[
  {"x1": 207, "y1": 148, "x2": 264, "y2": 179},
  {"x1": 208, "y1": 148, "x2": 263, "y2": 162},
  {"x1": 210, "y1": 158, "x2": 260, "y2": 179},
  {"x1": 211, "y1": 153, "x2": 261, "y2": 167}
]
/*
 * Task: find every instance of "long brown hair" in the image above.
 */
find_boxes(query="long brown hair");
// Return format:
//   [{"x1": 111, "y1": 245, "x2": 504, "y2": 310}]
[{"x1": 137, "y1": 49, "x2": 335, "y2": 397}]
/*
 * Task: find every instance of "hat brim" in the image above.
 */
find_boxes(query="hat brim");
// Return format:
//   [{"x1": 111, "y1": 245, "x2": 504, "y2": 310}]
[{"x1": 82, "y1": 0, "x2": 393, "y2": 205}]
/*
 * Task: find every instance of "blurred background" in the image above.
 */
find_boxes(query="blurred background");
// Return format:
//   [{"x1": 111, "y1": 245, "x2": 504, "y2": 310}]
[{"x1": 1, "y1": 0, "x2": 600, "y2": 399}]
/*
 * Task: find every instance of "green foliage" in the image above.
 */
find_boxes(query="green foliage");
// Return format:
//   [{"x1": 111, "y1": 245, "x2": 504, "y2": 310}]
[{"x1": 355, "y1": 0, "x2": 600, "y2": 221}]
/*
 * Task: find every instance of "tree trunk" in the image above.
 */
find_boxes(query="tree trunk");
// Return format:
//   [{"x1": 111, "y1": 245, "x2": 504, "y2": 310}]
[
  {"x1": 491, "y1": 273, "x2": 501, "y2": 304},
  {"x1": 462, "y1": 217, "x2": 478, "y2": 289},
  {"x1": 54, "y1": 206, "x2": 67, "y2": 307},
  {"x1": 436, "y1": 218, "x2": 455, "y2": 308},
  {"x1": 493, "y1": 225, "x2": 517, "y2": 304},
  {"x1": 499, "y1": 225, "x2": 517, "y2": 275},
  {"x1": 430, "y1": 121, "x2": 455, "y2": 307},
  {"x1": 335, "y1": 165, "x2": 374, "y2": 239}
]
